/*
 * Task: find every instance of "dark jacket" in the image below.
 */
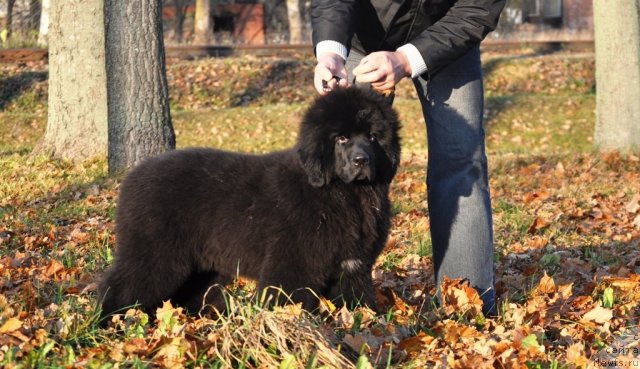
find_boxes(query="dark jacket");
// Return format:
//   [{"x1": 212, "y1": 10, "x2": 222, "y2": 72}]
[{"x1": 311, "y1": 0, "x2": 506, "y2": 77}]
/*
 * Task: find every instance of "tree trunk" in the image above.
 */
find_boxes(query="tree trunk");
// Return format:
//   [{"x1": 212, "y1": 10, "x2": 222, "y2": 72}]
[
  {"x1": 286, "y1": 0, "x2": 303, "y2": 44},
  {"x1": 37, "y1": 0, "x2": 50, "y2": 46},
  {"x1": 28, "y1": 0, "x2": 41, "y2": 31},
  {"x1": 34, "y1": 0, "x2": 108, "y2": 161},
  {"x1": 173, "y1": 0, "x2": 187, "y2": 43},
  {"x1": 105, "y1": 0, "x2": 176, "y2": 175},
  {"x1": 193, "y1": 0, "x2": 213, "y2": 44},
  {"x1": 593, "y1": 0, "x2": 640, "y2": 152},
  {"x1": 5, "y1": 0, "x2": 16, "y2": 39}
]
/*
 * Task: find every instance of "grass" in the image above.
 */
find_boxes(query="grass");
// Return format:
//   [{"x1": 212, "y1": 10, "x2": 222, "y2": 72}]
[{"x1": 1, "y1": 53, "x2": 640, "y2": 367}]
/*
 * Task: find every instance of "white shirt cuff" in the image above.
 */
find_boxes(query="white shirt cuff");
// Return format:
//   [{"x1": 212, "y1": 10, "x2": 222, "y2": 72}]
[
  {"x1": 315, "y1": 40, "x2": 348, "y2": 61},
  {"x1": 397, "y1": 44, "x2": 428, "y2": 78}
]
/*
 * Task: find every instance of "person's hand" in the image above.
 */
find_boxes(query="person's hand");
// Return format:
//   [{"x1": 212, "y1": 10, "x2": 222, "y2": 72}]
[
  {"x1": 314, "y1": 52, "x2": 349, "y2": 95},
  {"x1": 352, "y1": 51, "x2": 411, "y2": 91}
]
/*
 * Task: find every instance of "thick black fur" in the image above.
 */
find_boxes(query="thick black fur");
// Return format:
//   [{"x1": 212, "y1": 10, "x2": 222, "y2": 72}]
[{"x1": 97, "y1": 87, "x2": 401, "y2": 319}]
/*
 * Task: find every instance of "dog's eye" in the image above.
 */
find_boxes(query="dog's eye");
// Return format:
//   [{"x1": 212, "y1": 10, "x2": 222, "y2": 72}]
[
  {"x1": 369, "y1": 133, "x2": 378, "y2": 142},
  {"x1": 336, "y1": 136, "x2": 349, "y2": 144}
]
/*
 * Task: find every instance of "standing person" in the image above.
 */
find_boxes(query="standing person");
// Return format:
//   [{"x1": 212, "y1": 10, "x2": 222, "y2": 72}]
[{"x1": 311, "y1": 0, "x2": 506, "y2": 315}]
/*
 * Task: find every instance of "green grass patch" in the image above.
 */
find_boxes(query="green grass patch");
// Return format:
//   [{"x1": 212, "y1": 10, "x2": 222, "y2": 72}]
[{"x1": 485, "y1": 94, "x2": 595, "y2": 154}]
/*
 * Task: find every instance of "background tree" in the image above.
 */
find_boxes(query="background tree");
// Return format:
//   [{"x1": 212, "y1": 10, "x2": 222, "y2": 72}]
[
  {"x1": 193, "y1": 0, "x2": 213, "y2": 44},
  {"x1": 27, "y1": 0, "x2": 41, "y2": 32},
  {"x1": 286, "y1": 0, "x2": 303, "y2": 44},
  {"x1": 4, "y1": 0, "x2": 16, "y2": 39},
  {"x1": 172, "y1": 0, "x2": 190, "y2": 43},
  {"x1": 34, "y1": 0, "x2": 108, "y2": 160},
  {"x1": 593, "y1": 0, "x2": 640, "y2": 152},
  {"x1": 105, "y1": 0, "x2": 176, "y2": 175},
  {"x1": 37, "y1": 0, "x2": 50, "y2": 46}
]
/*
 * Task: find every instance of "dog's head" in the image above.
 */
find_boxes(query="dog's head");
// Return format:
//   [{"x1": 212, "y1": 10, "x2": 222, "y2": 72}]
[{"x1": 297, "y1": 87, "x2": 401, "y2": 187}]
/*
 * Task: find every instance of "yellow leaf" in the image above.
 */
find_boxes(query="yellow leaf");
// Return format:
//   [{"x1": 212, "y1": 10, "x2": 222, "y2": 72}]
[
  {"x1": 318, "y1": 296, "x2": 336, "y2": 313},
  {"x1": 0, "y1": 317, "x2": 22, "y2": 333}
]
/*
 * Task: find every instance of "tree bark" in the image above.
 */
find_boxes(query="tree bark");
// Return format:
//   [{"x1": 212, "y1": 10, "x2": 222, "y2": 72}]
[
  {"x1": 594, "y1": 0, "x2": 640, "y2": 152},
  {"x1": 5, "y1": 0, "x2": 16, "y2": 39},
  {"x1": 105, "y1": 0, "x2": 176, "y2": 175},
  {"x1": 37, "y1": 0, "x2": 50, "y2": 46},
  {"x1": 28, "y1": 0, "x2": 41, "y2": 31},
  {"x1": 34, "y1": 0, "x2": 108, "y2": 161},
  {"x1": 193, "y1": 0, "x2": 213, "y2": 44},
  {"x1": 286, "y1": 0, "x2": 303, "y2": 44},
  {"x1": 173, "y1": 0, "x2": 188, "y2": 44}
]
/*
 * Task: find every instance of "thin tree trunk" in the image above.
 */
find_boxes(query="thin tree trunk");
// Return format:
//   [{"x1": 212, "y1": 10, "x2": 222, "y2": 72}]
[
  {"x1": 173, "y1": 0, "x2": 187, "y2": 43},
  {"x1": 29, "y1": 0, "x2": 41, "y2": 31},
  {"x1": 37, "y1": 0, "x2": 50, "y2": 46},
  {"x1": 6, "y1": 0, "x2": 16, "y2": 39},
  {"x1": 194, "y1": 0, "x2": 213, "y2": 44},
  {"x1": 34, "y1": 0, "x2": 108, "y2": 161},
  {"x1": 593, "y1": 0, "x2": 640, "y2": 152},
  {"x1": 286, "y1": 0, "x2": 303, "y2": 44},
  {"x1": 105, "y1": 0, "x2": 176, "y2": 175}
]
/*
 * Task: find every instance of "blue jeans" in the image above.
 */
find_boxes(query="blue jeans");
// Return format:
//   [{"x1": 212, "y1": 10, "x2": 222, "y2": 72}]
[{"x1": 346, "y1": 47, "x2": 496, "y2": 314}]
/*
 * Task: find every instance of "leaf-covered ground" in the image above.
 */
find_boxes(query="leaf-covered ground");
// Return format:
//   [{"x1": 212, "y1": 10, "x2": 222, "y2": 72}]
[{"x1": 1, "y1": 52, "x2": 639, "y2": 368}]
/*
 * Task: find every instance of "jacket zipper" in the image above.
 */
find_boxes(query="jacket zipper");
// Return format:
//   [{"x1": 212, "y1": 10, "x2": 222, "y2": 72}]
[{"x1": 404, "y1": 0, "x2": 425, "y2": 44}]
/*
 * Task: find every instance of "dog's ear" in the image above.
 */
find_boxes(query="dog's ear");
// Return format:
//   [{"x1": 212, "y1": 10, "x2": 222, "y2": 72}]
[{"x1": 297, "y1": 139, "x2": 327, "y2": 187}]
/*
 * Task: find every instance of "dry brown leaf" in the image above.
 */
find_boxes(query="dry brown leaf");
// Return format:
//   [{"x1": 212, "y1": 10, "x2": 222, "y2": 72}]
[
  {"x1": 523, "y1": 190, "x2": 551, "y2": 204},
  {"x1": 154, "y1": 336, "x2": 189, "y2": 369},
  {"x1": 337, "y1": 306, "x2": 355, "y2": 329},
  {"x1": 443, "y1": 322, "x2": 479, "y2": 345},
  {"x1": 633, "y1": 214, "x2": 640, "y2": 229},
  {"x1": 565, "y1": 343, "x2": 590, "y2": 367},
  {"x1": 528, "y1": 216, "x2": 551, "y2": 234},
  {"x1": 343, "y1": 333, "x2": 369, "y2": 354},
  {"x1": 624, "y1": 194, "x2": 640, "y2": 214},
  {"x1": 43, "y1": 259, "x2": 64, "y2": 277},
  {"x1": 582, "y1": 305, "x2": 613, "y2": 325},
  {"x1": 397, "y1": 331, "x2": 435, "y2": 356},
  {"x1": 534, "y1": 271, "x2": 556, "y2": 295},
  {"x1": 124, "y1": 337, "x2": 149, "y2": 355},
  {"x1": 441, "y1": 277, "x2": 483, "y2": 318}
]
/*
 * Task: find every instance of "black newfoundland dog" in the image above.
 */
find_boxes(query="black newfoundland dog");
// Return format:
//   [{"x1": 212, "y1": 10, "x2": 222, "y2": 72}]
[{"x1": 98, "y1": 87, "x2": 401, "y2": 319}]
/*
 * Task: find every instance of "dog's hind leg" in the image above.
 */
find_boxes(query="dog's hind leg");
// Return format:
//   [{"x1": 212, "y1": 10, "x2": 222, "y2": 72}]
[
  {"x1": 171, "y1": 271, "x2": 232, "y2": 315},
  {"x1": 97, "y1": 246, "x2": 195, "y2": 321},
  {"x1": 325, "y1": 270, "x2": 377, "y2": 311},
  {"x1": 257, "y1": 263, "x2": 321, "y2": 311}
]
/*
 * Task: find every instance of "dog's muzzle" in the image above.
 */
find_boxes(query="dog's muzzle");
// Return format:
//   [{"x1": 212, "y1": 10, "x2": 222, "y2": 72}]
[{"x1": 351, "y1": 151, "x2": 373, "y2": 181}]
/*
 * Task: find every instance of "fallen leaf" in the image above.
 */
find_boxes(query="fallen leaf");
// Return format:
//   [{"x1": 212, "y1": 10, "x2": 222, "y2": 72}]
[
  {"x1": 397, "y1": 331, "x2": 435, "y2": 355},
  {"x1": 534, "y1": 271, "x2": 556, "y2": 295},
  {"x1": 582, "y1": 305, "x2": 613, "y2": 325},
  {"x1": 343, "y1": 333, "x2": 369, "y2": 354},
  {"x1": 624, "y1": 194, "x2": 640, "y2": 214},
  {"x1": 441, "y1": 277, "x2": 483, "y2": 318},
  {"x1": 528, "y1": 216, "x2": 551, "y2": 234},
  {"x1": 43, "y1": 259, "x2": 64, "y2": 277},
  {"x1": 0, "y1": 317, "x2": 22, "y2": 333},
  {"x1": 565, "y1": 343, "x2": 589, "y2": 367},
  {"x1": 523, "y1": 190, "x2": 551, "y2": 204}
]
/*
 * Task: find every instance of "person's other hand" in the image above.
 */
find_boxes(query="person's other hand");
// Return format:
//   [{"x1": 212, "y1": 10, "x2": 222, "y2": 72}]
[
  {"x1": 314, "y1": 52, "x2": 349, "y2": 95},
  {"x1": 352, "y1": 51, "x2": 411, "y2": 91}
]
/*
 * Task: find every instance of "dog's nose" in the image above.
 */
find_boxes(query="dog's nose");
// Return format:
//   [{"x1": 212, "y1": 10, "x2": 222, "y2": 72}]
[{"x1": 353, "y1": 155, "x2": 369, "y2": 167}]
